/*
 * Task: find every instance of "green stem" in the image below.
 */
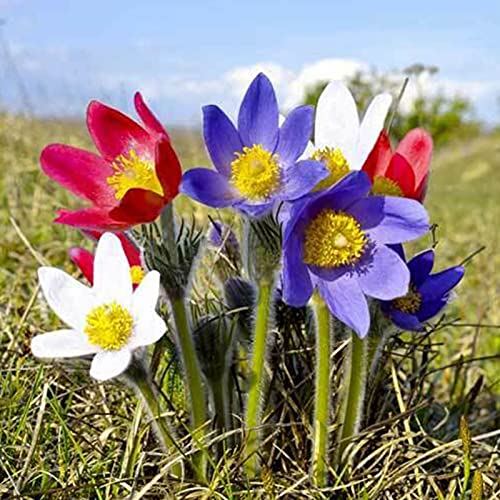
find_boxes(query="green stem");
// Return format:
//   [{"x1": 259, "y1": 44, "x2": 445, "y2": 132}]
[
  {"x1": 244, "y1": 279, "x2": 273, "y2": 477},
  {"x1": 170, "y1": 295, "x2": 208, "y2": 481},
  {"x1": 211, "y1": 373, "x2": 231, "y2": 456},
  {"x1": 338, "y1": 332, "x2": 368, "y2": 467},
  {"x1": 127, "y1": 362, "x2": 182, "y2": 477},
  {"x1": 311, "y1": 295, "x2": 331, "y2": 486}
]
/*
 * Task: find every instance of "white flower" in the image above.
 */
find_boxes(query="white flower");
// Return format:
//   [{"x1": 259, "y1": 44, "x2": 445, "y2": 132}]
[
  {"x1": 31, "y1": 232, "x2": 166, "y2": 381},
  {"x1": 302, "y1": 81, "x2": 392, "y2": 190}
]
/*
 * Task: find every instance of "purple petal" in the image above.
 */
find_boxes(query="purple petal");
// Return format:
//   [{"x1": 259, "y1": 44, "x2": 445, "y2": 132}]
[
  {"x1": 350, "y1": 196, "x2": 429, "y2": 244},
  {"x1": 282, "y1": 231, "x2": 313, "y2": 307},
  {"x1": 308, "y1": 264, "x2": 348, "y2": 282},
  {"x1": 235, "y1": 200, "x2": 274, "y2": 218},
  {"x1": 277, "y1": 160, "x2": 328, "y2": 202},
  {"x1": 318, "y1": 275, "x2": 370, "y2": 338},
  {"x1": 356, "y1": 245, "x2": 410, "y2": 300},
  {"x1": 180, "y1": 168, "x2": 242, "y2": 208},
  {"x1": 203, "y1": 105, "x2": 243, "y2": 175},
  {"x1": 418, "y1": 266, "x2": 465, "y2": 301},
  {"x1": 389, "y1": 309, "x2": 423, "y2": 331},
  {"x1": 388, "y1": 243, "x2": 405, "y2": 260},
  {"x1": 238, "y1": 73, "x2": 279, "y2": 151},
  {"x1": 408, "y1": 249, "x2": 435, "y2": 286},
  {"x1": 275, "y1": 105, "x2": 314, "y2": 163},
  {"x1": 417, "y1": 298, "x2": 448, "y2": 322}
]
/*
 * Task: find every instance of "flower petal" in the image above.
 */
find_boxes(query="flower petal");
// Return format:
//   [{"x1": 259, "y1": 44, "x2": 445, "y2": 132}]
[
  {"x1": 130, "y1": 311, "x2": 166, "y2": 349},
  {"x1": 275, "y1": 105, "x2": 314, "y2": 164},
  {"x1": 396, "y1": 128, "x2": 432, "y2": 187},
  {"x1": 354, "y1": 93, "x2": 392, "y2": 169},
  {"x1": 389, "y1": 310, "x2": 423, "y2": 331},
  {"x1": 55, "y1": 207, "x2": 129, "y2": 231},
  {"x1": 408, "y1": 249, "x2": 434, "y2": 287},
  {"x1": 237, "y1": 73, "x2": 279, "y2": 151},
  {"x1": 361, "y1": 131, "x2": 393, "y2": 180},
  {"x1": 93, "y1": 232, "x2": 133, "y2": 306},
  {"x1": 69, "y1": 247, "x2": 95, "y2": 284},
  {"x1": 132, "y1": 271, "x2": 160, "y2": 315},
  {"x1": 418, "y1": 266, "x2": 465, "y2": 301},
  {"x1": 155, "y1": 137, "x2": 182, "y2": 201},
  {"x1": 89, "y1": 349, "x2": 132, "y2": 381},
  {"x1": 350, "y1": 196, "x2": 429, "y2": 244},
  {"x1": 277, "y1": 159, "x2": 328, "y2": 201},
  {"x1": 417, "y1": 298, "x2": 448, "y2": 322},
  {"x1": 134, "y1": 92, "x2": 169, "y2": 138},
  {"x1": 40, "y1": 144, "x2": 116, "y2": 206},
  {"x1": 356, "y1": 245, "x2": 410, "y2": 300},
  {"x1": 318, "y1": 275, "x2": 370, "y2": 338},
  {"x1": 314, "y1": 81, "x2": 359, "y2": 163},
  {"x1": 87, "y1": 100, "x2": 154, "y2": 162},
  {"x1": 31, "y1": 329, "x2": 98, "y2": 358},
  {"x1": 385, "y1": 153, "x2": 416, "y2": 198},
  {"x1": 180, "y1": 168, "x2": 242, "y2": 208},
  {"x1": 109, "y1": 188, "x2": 165, "y2": 225},
  {"x1": 203, "y1": 105, "x2": 243, "y2": 175}
]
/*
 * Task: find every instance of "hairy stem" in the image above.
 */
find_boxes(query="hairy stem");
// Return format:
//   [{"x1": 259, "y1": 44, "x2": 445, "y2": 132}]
[
  {"x1": 311, "y1": 294, "x2": 332, "y2": 486},
  {"x1": 244, "y1": 278, "x2": 273, "y2": 477}
]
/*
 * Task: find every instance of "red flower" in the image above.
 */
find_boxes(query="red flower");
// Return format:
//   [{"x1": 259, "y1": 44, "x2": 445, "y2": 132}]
[
  {"x1": 69, "y1": 231, "x2": 145, "y2": 288},
  {"x1": 41, "y1": 93, "x2": 182, "y2": 230},
  {"x1": 362, "y1": 128, "x2": 433, "y2": 201}
]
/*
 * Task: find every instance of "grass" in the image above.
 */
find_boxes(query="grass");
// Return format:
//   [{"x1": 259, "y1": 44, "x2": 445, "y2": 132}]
[{"x1": 0, "y1": 113, "x2": 499, "y2": 498}]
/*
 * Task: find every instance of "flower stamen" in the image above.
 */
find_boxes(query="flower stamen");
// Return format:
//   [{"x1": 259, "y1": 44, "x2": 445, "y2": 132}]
[
  {"x1": 371, "y1": 176, "x2": 403, "y2": 197},
  {"x1": 130, "y1": 265, "x2": 145, "y2": 285},
  {"x1": 311, "y1": 147, "x2": 350, "y2": 191},
  {"x1": 230, "y1": 144, "x2": 281, "y2": 200},
  {"x1": 303, "y1": 209, "x2": 367, "y2": 268},
  {"x1": 392, "y1": 285, "x2": 422, "y2": 314}
]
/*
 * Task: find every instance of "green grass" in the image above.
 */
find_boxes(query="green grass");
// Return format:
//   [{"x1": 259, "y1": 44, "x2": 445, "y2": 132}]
[{"x1": 0, "y1": 113, "x2": 499, "y2": 497}]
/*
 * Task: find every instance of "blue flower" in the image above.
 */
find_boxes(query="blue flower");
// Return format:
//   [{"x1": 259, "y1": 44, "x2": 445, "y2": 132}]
[
  {"x1": 381, "y1": 245, "x2": 465, "y2": 331},
  {"x1": 281, "y1": 170, "x2": 430, "y2": 338},
  {"x1": 180, "y1": 73, "x2": 328, "y2": 217}
]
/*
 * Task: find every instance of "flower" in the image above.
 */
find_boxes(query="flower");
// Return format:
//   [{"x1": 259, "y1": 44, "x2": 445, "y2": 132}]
[
  {"x1": 41, "y1": 93, "x2": 182, "y2": 230},
  {"x1": 381, "y1": 245, "x2": 464, "y2": 331},
  {"x1": 31, "y1": 232, "x2": 166, "y2": 381},
  {"x1": 69, "y1": 231, "x2": 145, "y2": 289},
  {"x1": 281, "y1": 171, "x2": 429, "y2": 338},
  {"x1": 302, "y1": 81, "x2": 392, "y2": 191},
  {"x1": 362, "y1": 129, "x2": 433, "y2": 200},
  {"x1": 180, "y1": 73, "x2": 328, "y2": 217}
]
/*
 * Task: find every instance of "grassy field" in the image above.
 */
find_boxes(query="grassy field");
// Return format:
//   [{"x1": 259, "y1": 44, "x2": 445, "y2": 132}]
[{"x1": 0, "y1": 113, "x2": 499, "y2": 497}]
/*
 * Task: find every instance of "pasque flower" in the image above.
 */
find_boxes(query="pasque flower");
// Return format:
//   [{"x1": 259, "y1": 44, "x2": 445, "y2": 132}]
[
  {"x1": 362, "y1": 129, "x2": 433, "y2": 200},
  {"x1": 69, "y1": 231, "x2": 144, "y2": 289},
  {"x1": 41, "y1": 93, "x2": 182, "y2": 230},
  {"x1": 302, "y1": 81, "x2": 392, "y2": 191},
  {"x1": 31, "y1": 232, "x2": 166, "y2": 381},
  {"x1": 282, "y1": 171, "x2": 429, "y2": 338},
  {"x1": 180, "y1": 73, "x2": 328, "y2": 217},
  {"x1": 381, "y1": 245, "x2": 464, "y2": 331}
]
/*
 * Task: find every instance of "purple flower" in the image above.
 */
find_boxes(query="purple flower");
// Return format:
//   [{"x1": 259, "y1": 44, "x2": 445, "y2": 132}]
[
  {"x1": 381, "y1": 245, "x2": 465, "y2": 331},
  {"x1": 281, "y1": 170, "x2": 430, "y2": 338},
  {"x1": 180, "y1": 73, "x2": 328, "y2": 217}
]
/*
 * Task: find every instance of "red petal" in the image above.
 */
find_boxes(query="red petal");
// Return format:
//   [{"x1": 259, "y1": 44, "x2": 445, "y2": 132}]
[
  {"x1": 109, "y1": 188, "x2": 165, "y2": 224},
  {"x1": 155, "y1": 137, "x2": 182, "y2": 201},
  {"x1": 395, "y1": 128, "x2": 433, "y2": 187},
  {"x1": 361, "y1": 131, "x2": 393, "y2": 180},
  {"x1": 415, "y1": 173, "x2": 429, "y2": 202},
  {"x1": 386, "y1": 153, "x2": 417, "y2": 198},
  {"x1": 55, "y1": 207, "x2": 132, "y2": 231},
  {"x1": 134, "y1": 92, "x2": 169, "y2": 139},
  {"x1": 40, "y1": 144, "x2": 116, "y2": 207},
  {"x1": 69, "y1": 247, "x2": 95, "y2": 284},
  {"x1": 87, "y1": 100, "x2": 155, "y2": 162}
]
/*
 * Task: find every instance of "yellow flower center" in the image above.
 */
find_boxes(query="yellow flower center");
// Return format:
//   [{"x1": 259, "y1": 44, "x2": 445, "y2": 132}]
[
  {"x1": 130, "y1": 265, "x2": 145, "y2": 286},
  {"x1": 230, "y1": 144, "x2": 281, "y2": 201},
  {"x1": 107, "y1": 149, "x2": 163, "y2": 200},
  {"x1": 392, "y1": 285, "x2": 422, "y2": 314},
  {"x1": 84, "y1": 301, "x2": 133, "y2": 350},
  {"x1": 303, "y1": 209, "x2": 367, "y2": 268},
  {"x1": 311, "y1": 147, "x2": 350, "y2": 191},
  {"x1": 371, "y1": 176, "x2": 403, "y2": 197}
]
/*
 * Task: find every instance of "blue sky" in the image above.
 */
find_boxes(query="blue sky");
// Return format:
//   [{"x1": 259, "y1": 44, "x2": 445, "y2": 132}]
[{"x1": 0, "y1": 0, "x2": 499, "y2": 124}]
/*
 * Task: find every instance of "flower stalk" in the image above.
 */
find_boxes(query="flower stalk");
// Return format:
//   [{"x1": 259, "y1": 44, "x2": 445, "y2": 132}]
[{"x1": 311, "y1": 294, "x2": 332, "y2": 486}]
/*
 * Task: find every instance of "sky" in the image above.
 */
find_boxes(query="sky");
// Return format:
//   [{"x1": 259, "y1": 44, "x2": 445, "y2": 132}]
[{"x1": 0, "y1": 0, "x2": 499, "y2": 125}]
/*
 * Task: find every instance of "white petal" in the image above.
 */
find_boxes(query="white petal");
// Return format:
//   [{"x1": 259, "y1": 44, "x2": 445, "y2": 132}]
[
  {"x1": 31, "y1": 329, "x2": 98, "y2": 358},
  {"x1": 131, "y1": 271, "x2": 160, "y2": 316},
  {"x1": 129, "y1": 311, "x2": 166, "y2": 349},
  {"x1": 353, "y1": 92, "x2": 392, "y2": 169},
  {"x1": 89, "y1": 349, "x2": 131, "y2": 381},
  {"x1": 38, "y1": 267, "x2": 96, "y2": 330},
  {"x1": 314, "y1": 81, "x2": 359, "y2": 163},
  {"x1": 93, "y1": 232, "x2": 132, "y2": 306}
]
